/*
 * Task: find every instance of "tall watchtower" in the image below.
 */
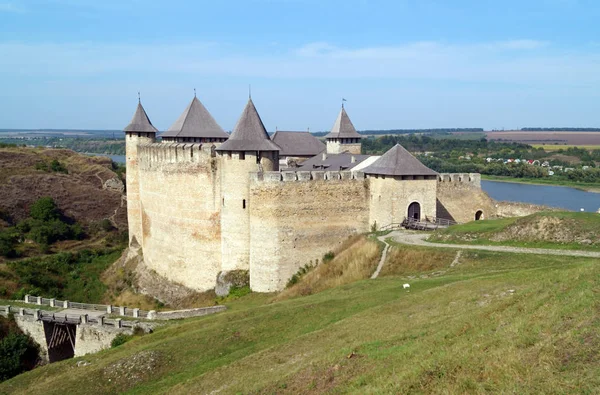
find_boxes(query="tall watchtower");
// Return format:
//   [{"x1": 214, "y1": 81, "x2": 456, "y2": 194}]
[
  {"x1": 324, "y1": 105, "x2": 362, "y2": 155},
  {"x1": 216, "y1": 98, "x2": 280, "y2": 273},
  {"x1": 123, "y1": 100, "x2": 158, "y2": 246}
]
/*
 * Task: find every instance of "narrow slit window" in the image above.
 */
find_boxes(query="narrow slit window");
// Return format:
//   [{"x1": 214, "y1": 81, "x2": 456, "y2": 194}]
[{"x1": 243, "y1": 199, "x2": 246, "y2": 209}]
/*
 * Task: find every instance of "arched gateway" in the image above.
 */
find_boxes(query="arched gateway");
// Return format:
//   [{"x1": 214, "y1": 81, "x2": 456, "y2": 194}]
[{"x1": 408, "y1": 202, "x2": 421, "y2": 221}]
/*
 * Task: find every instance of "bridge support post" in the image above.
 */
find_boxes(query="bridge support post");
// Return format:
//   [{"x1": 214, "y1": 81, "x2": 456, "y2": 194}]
[
  {"x1": 49, "y1": 299, "x2": 55, "y2": 308},
  {"x1": 24, "y1": 294, "x2": 30, "y2": 303},
  {"x1": 98, "y1": 316, "x2": 104, "y2": 326},
  {"x1": 35, "y1": 309, "x2": 41, "y2": 320},
  {"x1": 115, "y1": 318, "x2": 122, "y2": 328},
  {"x1": 148, "y1": 310, "x2": 157, "y2": 320},
  {"x1": 4, "y1": 306, "x2": 10, "y2": 315},
  {"x1": 106, "y1": 305, "x2": 112, "y2": 314},
  {"x1": 19, "y1": 308, "x2": 24, "y2": 316},
  {"x1": 36, "y1": 296, "x2": 42, "y2": 305},
  {"x1": 119, "y1": 306, "x2": 126, "y2": 316},
  {"x1": 63, "y1": 300, "x2": 69, "y2": 308},
  {"x1": 133, "y1": 308, "x2": 139, "y2": 318},
  {"x1": 81, "y1": 314, "x2": 88, "y2": 324}
]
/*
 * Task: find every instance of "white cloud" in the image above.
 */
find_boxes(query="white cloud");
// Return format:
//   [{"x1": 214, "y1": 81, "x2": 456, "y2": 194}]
[{"x1": 0, "y1": 39, "x2": 598, "y2": 87}]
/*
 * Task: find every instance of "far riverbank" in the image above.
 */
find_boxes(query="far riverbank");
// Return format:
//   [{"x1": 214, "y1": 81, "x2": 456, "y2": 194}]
[{"x1": 482, "y1": 175, "x2": 600, "y2": 194}]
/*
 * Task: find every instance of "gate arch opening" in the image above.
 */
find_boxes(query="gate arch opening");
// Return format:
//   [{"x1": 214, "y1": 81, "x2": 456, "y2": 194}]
[
  {"x1": 408, "y1": 202, "x2": 421, "y2": 221},
  {"x1": 475, "y1": 210, "x2": 484, "y2": 221}
]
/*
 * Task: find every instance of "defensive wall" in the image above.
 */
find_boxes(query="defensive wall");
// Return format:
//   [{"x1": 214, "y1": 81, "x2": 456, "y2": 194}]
[
  {"x1": 248, "y1": 170, "x2": 370, "y2": 292},
  {"x1": 137, "y1": 143, "x2": 222, "y2": 292},
  {"x1": 436, "y1": 173, "x2": 496, "y2": 223}
]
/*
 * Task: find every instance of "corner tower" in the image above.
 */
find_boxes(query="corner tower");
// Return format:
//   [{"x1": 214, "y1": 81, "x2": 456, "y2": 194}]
[
  {"x1": 324, "y1": 105, "x2": 362, "y2": 155},
  {"x1": 123, "y1": 99, "x2": 158, "y2": 246},
  {"x1": 216, "y1": 98, "x2": 280, "y2": 273}
]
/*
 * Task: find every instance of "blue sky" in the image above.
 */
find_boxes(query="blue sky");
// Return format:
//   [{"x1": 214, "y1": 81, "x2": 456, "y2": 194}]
[{"x1": 0, "y1": 0, "x2": 599, "y2": 131}]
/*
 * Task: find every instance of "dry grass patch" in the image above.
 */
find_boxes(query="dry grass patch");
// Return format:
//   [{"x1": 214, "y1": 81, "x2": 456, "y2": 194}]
[
  {"x1": 381, "y1": 243, "x2": 456, "y2": 277},
  {"x1": 274, "y1": 235, "x2": 383, "y2": 301}
]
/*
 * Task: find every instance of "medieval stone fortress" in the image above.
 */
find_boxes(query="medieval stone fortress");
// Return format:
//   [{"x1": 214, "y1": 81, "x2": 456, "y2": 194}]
[{"x1": 124, "y1": 95, "x2": 500, "y2": 294}]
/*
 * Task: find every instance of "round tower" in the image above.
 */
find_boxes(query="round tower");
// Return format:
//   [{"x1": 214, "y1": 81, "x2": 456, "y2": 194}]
[
  {"x1": 123, "y1": 99, "x2": 158, "y2": 246},
  {"x1": 216, "y1": 98, "x2": 280, "y2": 273},
  {"x1": 325, "y1": 104, "x2": 362, "y2": 155}
]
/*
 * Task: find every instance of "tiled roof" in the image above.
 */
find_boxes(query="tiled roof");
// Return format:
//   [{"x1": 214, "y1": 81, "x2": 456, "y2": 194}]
[
  {"x1": 324, "y1": 107, "x2": 362, "y2": 139},
  {"x1": 161, "y1": 96, "x2": 229, "y2": 139},
  {"x1": 123, "y1": 102, "x2": 158, "y2": 133},
  {"x1": 217, "y1": 99, "x2": 280, "y2": 151},
  {"x1": 362, "y1": 144, "x2": 438, "y2": 176},
  {"x1": 270, "y1": 131, "x2": 325, "y2": 156}
]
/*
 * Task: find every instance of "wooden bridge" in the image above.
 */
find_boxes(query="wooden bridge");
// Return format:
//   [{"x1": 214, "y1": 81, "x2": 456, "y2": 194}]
[{"x1": 380, "y1": 216, "x2": 459, "y2": 232}]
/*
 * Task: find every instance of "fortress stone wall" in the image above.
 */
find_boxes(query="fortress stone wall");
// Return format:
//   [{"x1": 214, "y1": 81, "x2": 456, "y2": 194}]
[
  {"x1": 248, "y1": 171, "x2": 370, "y2": 292},
  {"x1": 436, "y1": 173, "x2": 496, "y2": 223},
  {"x1": 137, "y1": 143, "x2": 222, "y2": 292}
]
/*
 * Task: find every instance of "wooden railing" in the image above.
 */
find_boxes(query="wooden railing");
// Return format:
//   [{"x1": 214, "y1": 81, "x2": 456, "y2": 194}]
[{"x1": 378, "y1": 216, "x2": 459, "y2": 232}]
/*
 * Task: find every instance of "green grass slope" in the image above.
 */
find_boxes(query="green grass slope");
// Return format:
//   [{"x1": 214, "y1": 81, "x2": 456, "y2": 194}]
[
  {"x1": 1, "y1": 244, "x2": 599, "y2": 394},
  {"x1": 429, "y1": 211, "x2": 600, "y2": 251}
]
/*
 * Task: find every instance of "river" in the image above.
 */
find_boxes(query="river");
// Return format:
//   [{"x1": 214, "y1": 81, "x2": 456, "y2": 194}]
[{"x1": 482, "y1": 180, "x2": 599, "y2": 213}]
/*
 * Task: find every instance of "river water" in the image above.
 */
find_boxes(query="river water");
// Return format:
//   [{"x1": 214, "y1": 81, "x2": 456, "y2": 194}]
[
  {"x1": 90, "y1": 153, "x2": 598, "y2": 213},
  {"x1": 482, "y1": 180, "x2": 599, "y2": 213}
]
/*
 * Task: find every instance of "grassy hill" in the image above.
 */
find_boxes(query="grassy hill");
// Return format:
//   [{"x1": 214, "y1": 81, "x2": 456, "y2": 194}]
[
  {"x1": 2, "y1": 239, "x2": 599, "y2": 393},
  {"x1": 429, "y1": 211, "x2": 600, "y2": 251}
]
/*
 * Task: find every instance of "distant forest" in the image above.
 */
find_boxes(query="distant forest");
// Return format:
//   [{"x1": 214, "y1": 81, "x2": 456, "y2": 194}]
[{"x1": 312, "y1": 128, "x2": 484, "y2": 137}]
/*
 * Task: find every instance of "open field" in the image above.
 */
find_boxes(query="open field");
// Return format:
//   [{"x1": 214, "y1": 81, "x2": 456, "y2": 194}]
[
  {"x1": 531, "y1": 144, "x2": 600, "y2": 151},
  {"x1": 2, "y1": 237, "x2": 600, "y2": 393},
  {"x1": 486, "y1": 131, "x2": 600, "y2": 146}
]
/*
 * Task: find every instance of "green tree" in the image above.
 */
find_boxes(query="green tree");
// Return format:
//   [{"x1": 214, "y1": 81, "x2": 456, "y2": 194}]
[{"x1": 29, "y1": 197, "x2": 60, "y2": 222}]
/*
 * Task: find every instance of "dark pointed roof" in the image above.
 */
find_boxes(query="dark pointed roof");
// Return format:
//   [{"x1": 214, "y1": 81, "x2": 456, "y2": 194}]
[
  {"x1": 271, "y1": 131, "x2": 325, "y2": 156},
  {"x1": 324, "y1": 107, "x2": 362, "y2": 139},
  {"x1": 362, "y1": 144, "x2": 438, "y2": 176},
  {"x1": 161, "y1": 97, "x2": 229, "y2": 139},
  {"x1": 216, "y1": 99, "x2": 280, "y2": 151},
  {"x1": 123, "y1": 102, "x2": 158, "y2": 133}
]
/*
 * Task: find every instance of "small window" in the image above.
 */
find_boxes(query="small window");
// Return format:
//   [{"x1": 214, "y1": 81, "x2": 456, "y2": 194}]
[
  {"x1": 256, "y1": 152, "x2": 261, "y2": 164},
  {"x1": 240, "y1": 152, "x2": 245, "y2": 160},
  {"x1": 243, "y1": 199, "x2": 246, "y2": 209},
  {"x1": 227, "y1": 151, "x2": 232, "y2": 159},
  {"x1": 222, "y1": 198, "x2": 225, "y2": 206}
]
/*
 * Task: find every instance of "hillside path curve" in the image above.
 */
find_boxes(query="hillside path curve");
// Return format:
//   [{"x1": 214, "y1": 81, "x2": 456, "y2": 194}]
[{"x1": 389, "y1": 230, "x2": 600, "y2": 258}]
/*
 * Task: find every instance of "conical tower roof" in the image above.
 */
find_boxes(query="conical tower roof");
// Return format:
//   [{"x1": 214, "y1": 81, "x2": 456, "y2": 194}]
[
  {"x1": 123, "y1": 102, "x2": 158, "y2": 133},
  {"x1": 362, "y1": 144, "x2": 438, "y2": 176},
  {"x1": 216, "y1": 99, "x2": 280, "y2": 151},
  {"x1": 161, "y1": 96, "x2": 229, "y2": 139},
  {"x1": 324, "y1": 107, "x2": 362, "y2": 139}
]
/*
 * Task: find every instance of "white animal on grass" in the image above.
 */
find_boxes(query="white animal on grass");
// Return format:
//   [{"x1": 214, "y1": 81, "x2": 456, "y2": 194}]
[{"x1": 403, "y1": 283, "x2": 410, "y2": 289}]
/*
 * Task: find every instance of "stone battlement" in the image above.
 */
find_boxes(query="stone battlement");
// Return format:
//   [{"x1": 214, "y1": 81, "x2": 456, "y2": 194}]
[
  {"x1": 138, "y1": 142, "x2": 215, "y2": 169},
  {"x1": 438, "y1": 173, "x2": 481, "y2": 187},
  {"x1": 250, "y1": 170, "x2": 365, "y2": 183}
]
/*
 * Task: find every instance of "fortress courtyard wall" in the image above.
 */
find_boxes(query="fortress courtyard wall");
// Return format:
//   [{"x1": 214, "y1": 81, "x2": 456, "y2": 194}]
[
  {"x1": 368, "y1": 175, "x2": 437, "y2": 228},
  {"x1": 436, "y1": 173, "x2": 496, "y2": 223},
  {"x1": 248, "y1": 170, "x2": 370, "y2": 292},
  {"x1": 137, "y1": 143, "x2": 222, "y2": 292}
]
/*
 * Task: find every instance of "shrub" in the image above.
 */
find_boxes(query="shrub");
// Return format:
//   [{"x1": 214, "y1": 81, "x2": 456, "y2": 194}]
[
  {"x1": 30, "y1": 197, "x2": 60, "y2": 222},
  {"x1": 323, "y1": 251, "x2": 335, "y2": 263},
  {"x1": 0, "y1": 317, "x2": 39, "y2": 381},
  {"x1": 111, "y1": 333, "x2": 132, "y2": 348},
  {"x1": 0, "y1": 230, "x2": 19, "y2": 258},
  {"x1": 100, "y1": 219, "x2": 114, "y2": 232},
  {"x1": 34, "y1": 161, "x2": 49, "y2": 172},
  {"x1": 50, "y1": 159, "x2": 67, "y2": 174}
]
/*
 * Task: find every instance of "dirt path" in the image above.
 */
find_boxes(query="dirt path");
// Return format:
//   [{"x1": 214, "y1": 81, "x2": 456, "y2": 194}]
[
  {"x1": 371, "y1": 235, "x2": 391, "y2": 279},
  {"x1": 389, "y1": 230, "x2": 600, "y2": 258}
]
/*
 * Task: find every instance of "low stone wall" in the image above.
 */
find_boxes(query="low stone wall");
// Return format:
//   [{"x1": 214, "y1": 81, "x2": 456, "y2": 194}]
[
  {"x1": 494, "y1": 201, "x2": 557, "y2": 218},
  {"x1": 148, "y1": 305, "x2": 226, "y2": 320}
]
